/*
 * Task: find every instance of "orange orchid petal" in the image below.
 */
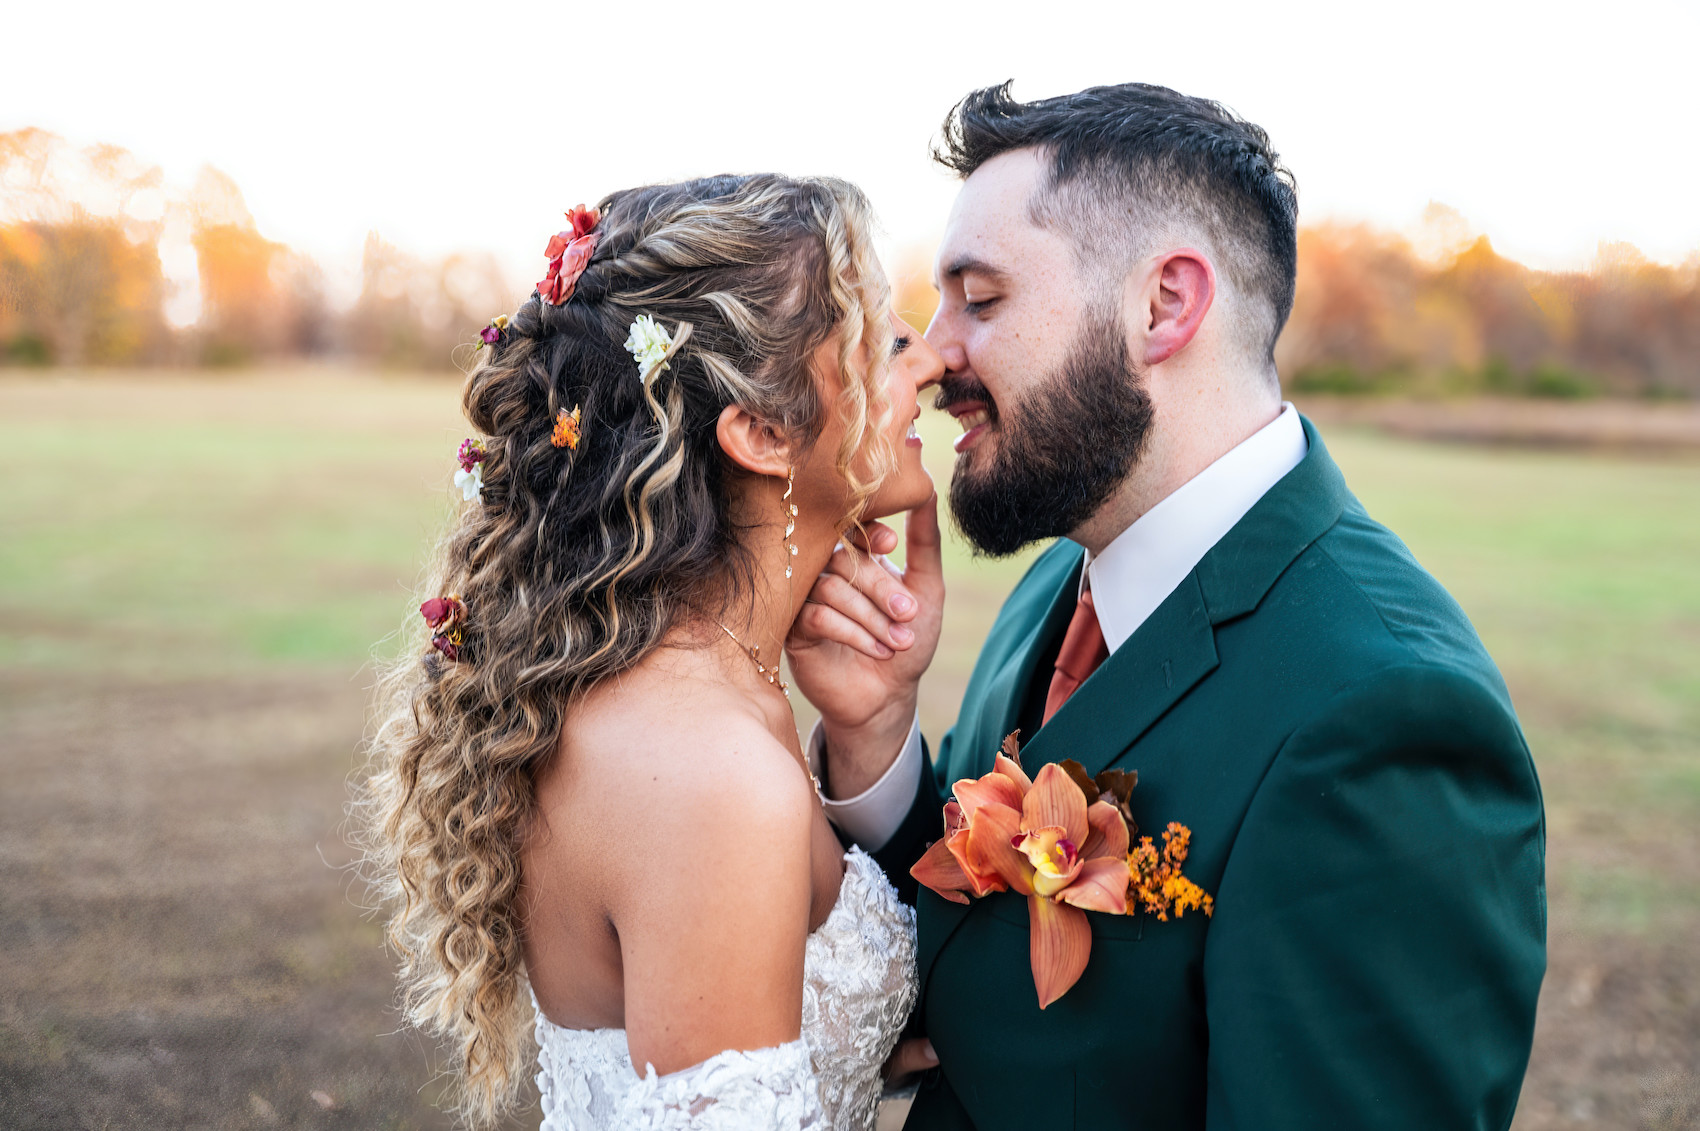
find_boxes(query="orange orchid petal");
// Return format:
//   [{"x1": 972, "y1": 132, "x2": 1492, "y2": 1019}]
[
  {"x1": 967, "y1": 802, "x2": 1034, "y2": 896},
  {"x1": 1028, "y1": 894, "x2": 1092, "y2": 1009},
  {"x1": 953, "y1": 772, "x2": 1023, "y2": 822},
  {"x1": 1081, "y1": 799, "x2": 1130, "y2": 860},
  {"x1": 1023, "y1": 763, "x2": 1089, "y2": 846},
  {"x1": 910, "y1": 837, "x2": 971, "y2": 904},
  {"x1": 1057, "y1": 856, "x2": 1130, "y2": 915},
  {"x1": 544, "y1": 233, "x2": 570, "y2": 259},
  {"x1": 946, "y1": 828, "x2": 1006, "y2": 897},
  {"x1": 994, "y1": 751, "x2": 1032, "y2": 796}
]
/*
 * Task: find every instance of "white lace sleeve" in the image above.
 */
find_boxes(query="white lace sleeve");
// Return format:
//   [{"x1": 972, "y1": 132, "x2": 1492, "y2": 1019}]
[{"x1": 611, "y1": 1039, "x2": 825, "y2": 1130}]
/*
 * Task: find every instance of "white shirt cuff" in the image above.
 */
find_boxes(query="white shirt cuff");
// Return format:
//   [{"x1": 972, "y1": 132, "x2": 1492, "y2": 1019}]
[{"x1": 805, "y1": 713, "x2": 923, "y2": 852}]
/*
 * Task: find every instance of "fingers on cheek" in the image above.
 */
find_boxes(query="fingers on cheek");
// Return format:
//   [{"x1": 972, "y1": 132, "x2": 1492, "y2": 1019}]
[
  {"x1": 824, "y1": 575, "x2": 893, "y2": 632},
  {"x1": 806, "y1": 602, "x2": 892, "y2": 658}
]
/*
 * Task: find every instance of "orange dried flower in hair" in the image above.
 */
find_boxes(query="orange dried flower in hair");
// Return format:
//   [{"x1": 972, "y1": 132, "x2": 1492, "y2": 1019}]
[{"x1": 551, "y1": 406, "x2": 583, "y2": 450}]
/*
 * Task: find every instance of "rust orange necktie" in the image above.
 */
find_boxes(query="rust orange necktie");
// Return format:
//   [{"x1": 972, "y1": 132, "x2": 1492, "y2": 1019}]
[{"x1": 1042, "y1": 587, "x2": 1109, "y2": 724}]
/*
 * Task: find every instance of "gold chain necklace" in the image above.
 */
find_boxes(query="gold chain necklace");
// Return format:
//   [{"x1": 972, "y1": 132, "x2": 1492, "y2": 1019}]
[
  {"x1": 715, "y1": 622, "x2": 824, "y2": 798},
  {"x1": 716, "y1": 621, "x2": 790, "y2": 698}
]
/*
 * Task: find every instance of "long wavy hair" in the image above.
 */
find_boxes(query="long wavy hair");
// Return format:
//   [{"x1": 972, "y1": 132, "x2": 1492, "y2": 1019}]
[{"x1": 356, "y1": 174, "x2": 895, "y2": 1126}]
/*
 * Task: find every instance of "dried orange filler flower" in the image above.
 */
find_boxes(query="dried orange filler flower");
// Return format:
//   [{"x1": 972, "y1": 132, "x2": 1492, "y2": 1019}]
[{"x1": 1128, "y1": 822, "x2": 1215, "y2": 922}]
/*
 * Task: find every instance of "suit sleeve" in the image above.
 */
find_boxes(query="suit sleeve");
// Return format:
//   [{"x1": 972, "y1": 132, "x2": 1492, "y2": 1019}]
[
  {"x1": 867, "y1": 734, "x2": 949, "y2": 908},
  {"x1": 1203, "y1": 663, "x2": 1546, "y2": 1131}
]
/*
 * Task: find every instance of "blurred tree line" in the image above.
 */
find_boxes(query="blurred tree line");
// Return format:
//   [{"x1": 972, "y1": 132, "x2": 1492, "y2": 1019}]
[
  {"x1": 5, "y1": 130, "x2": 1698, "y2": 396},
  {"x1": 1273, "y1": 206, "x2": 1700, "y2": 398},
  {"x1": 0, "y1": 130, "x2": 508, "y2": 371}
]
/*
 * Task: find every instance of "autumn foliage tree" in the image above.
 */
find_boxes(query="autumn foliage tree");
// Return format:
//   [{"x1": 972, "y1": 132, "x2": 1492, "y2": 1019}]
[
  {"x1": 187, "y1": 168, "x2": 328, "y2": 364},
  {"x1": 0, "y1": 129, "x2": 171, "y2": 365},
  {"x1": 1276, "y1": 209, "x2": 1700, "y2": 398}
]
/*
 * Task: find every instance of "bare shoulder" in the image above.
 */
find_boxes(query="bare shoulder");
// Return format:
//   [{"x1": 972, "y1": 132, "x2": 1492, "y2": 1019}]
[
  {"x1": 559, "y1": 663, "x2": 820, "y2": 1069},
  {"x1": 559, "y1": 662, "x2": 816, "y2": 858}
]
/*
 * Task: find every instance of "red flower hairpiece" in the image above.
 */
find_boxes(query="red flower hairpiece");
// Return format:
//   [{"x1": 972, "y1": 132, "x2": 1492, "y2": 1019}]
[
  {"x1": 538, "y1": 205, "x2": 601, "y2": 306},
  {"x1": 421, "y1": 595, "x2": 467, "y2": 662}
]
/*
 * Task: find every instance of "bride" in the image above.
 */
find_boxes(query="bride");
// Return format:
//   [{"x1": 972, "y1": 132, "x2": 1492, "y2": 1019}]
[{"x1": 362, "y1": 173, "x2": 944, "y2": 1130}]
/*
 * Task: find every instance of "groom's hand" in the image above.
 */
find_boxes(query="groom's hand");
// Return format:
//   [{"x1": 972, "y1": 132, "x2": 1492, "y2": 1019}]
[
  {"x1": 785, "y1": 493, "x2": 944, "y2": 798},
  {"x1": 882, "y1": 1037, "x2": 939, "y2": 1086}
]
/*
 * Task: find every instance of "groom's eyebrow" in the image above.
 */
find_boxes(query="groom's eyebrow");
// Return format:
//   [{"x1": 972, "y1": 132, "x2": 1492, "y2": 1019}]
[{"x1": 941, "y1": 255, "x2": 1009, "y2": 283}]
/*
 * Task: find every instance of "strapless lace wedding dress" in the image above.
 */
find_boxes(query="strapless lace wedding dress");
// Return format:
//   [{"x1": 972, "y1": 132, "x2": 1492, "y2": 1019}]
[{"x1": 533, "y1": 846, "x2": 917, "y2": 1131}]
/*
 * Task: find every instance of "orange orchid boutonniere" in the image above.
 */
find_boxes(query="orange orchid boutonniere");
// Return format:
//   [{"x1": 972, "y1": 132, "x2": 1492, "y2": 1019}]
[
  {"x1": 911, "y1": 734, "x2": 1217, "y2": 1009},
  {"x1": 911, "y1": 735, "x2": 1131, "y2": 1009}
]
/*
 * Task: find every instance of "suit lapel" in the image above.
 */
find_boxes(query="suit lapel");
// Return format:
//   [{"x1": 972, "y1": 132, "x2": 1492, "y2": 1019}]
[
  {"x1": 942, "y1": 547, "x2": 1083, "y2": 784},
  {"x1": 917, "y1": 545, "x2": 1081, "y2": 1005},
  {"x1": 1019, "y1": 571, "x2": 1219, "y2": 776},
  {"x1": 1014, "y1": 416, "x2": 1352, "y2": 777}
]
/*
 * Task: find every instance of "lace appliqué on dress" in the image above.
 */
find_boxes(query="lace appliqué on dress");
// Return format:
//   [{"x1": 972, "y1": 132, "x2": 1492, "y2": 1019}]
[
  {"x1": 532, "y1": 846, "x2": 917, "y2": 1131},
  {"x1": 801, "y1": 848, "x2": 917, "y2": 1130}
]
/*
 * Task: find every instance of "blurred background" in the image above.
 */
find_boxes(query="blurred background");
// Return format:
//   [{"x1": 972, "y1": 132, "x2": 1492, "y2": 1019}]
[{"x1": 2, "y1": 1, "x2": 1697, "y2": 1128}]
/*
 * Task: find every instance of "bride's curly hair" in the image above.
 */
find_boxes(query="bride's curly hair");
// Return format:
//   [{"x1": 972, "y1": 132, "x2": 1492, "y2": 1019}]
[{"x1": 356, "y1": 174, "x2": 894, "y2": 1126}]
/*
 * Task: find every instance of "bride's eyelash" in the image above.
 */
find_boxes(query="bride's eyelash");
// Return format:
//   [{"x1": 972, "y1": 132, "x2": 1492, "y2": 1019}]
[{"x1": 891, "y1": 335, "x2": 912, "y2": 357}]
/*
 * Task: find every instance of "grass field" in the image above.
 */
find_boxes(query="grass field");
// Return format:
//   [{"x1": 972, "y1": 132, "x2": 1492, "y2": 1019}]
[{"x1": 2, "y1": 370, "x2": 1697, "y2": 1129}]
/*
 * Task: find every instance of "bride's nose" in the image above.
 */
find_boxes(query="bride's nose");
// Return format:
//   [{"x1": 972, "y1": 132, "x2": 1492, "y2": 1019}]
[{"x1": 910, "y1": 333, "x2": 947, "y2": 393}]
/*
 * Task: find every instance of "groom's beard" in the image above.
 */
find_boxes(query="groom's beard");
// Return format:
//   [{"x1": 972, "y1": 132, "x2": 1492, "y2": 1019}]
[{"x1": 941, "y1": 315, "x2": 1154, "y2": 558}]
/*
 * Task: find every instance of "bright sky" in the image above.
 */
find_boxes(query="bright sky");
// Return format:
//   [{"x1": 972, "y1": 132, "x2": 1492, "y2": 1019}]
[{"x1": 6, "y1": 0, "x2": 1698, "y2": 293}]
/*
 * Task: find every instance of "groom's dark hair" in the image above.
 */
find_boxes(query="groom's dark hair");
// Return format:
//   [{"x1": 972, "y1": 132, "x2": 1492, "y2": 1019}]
[{"x1": 936, "y1": 81, "x2": 1299, "y2": 364}]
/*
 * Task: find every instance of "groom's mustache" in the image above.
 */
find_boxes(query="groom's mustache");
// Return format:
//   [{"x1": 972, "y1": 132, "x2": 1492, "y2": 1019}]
[{"x1": 932, "y1": 376, "x2": 1000, "y2": 422}]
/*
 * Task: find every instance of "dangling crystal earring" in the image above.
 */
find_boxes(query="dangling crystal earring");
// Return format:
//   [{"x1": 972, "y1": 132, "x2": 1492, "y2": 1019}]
[{"x1": 782, "y1": 465, "x2": 798, "y2": 579}]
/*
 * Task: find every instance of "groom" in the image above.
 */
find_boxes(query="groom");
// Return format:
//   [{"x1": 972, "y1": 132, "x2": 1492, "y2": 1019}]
[{"x1": 787, "y1": 82, "x2": 1545, "y2": 1128}]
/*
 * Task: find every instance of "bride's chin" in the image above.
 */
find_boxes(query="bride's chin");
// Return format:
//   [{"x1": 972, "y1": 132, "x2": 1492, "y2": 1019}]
[{"x1": 861, "y1": 472, "x2": 935, "y2": 522}]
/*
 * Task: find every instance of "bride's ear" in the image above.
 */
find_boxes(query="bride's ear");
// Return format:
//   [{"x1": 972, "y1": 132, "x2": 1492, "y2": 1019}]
[{"x1": 715, "y1": 404, "x2": 794, "y2": 478}]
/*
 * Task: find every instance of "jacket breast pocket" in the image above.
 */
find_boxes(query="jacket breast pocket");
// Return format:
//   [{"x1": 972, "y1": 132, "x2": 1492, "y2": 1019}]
[{"x1": 983, "y1": 890, "x2": 1147, "y2": 943}]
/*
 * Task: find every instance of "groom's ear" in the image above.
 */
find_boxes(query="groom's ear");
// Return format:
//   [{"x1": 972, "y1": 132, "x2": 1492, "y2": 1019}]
[
  {"x1": 1136, "y1": 248, "x2": 1216, "y2": 367},
  {"x1": 715, "y1": 404, "x2": 793, "y2": 477}
]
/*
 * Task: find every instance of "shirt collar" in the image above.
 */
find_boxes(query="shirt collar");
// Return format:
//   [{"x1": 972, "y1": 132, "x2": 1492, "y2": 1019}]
[{"x1": 1083, "y1": 403, "x2": 1308, "y2": 654}]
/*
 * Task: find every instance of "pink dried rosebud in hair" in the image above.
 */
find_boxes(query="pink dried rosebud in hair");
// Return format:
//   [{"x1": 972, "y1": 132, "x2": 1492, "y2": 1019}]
[
  {"x1": 429, "y1": 633, "x2": 460, "y2": 662},
  {"x1": 420, "y1": 595, "x2": 466, "y2": 632}
]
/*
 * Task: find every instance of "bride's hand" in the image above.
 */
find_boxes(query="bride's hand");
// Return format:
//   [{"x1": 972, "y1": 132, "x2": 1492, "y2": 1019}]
[{"x1": 785, "y1": 494, "x2": 944, "y2": 794}]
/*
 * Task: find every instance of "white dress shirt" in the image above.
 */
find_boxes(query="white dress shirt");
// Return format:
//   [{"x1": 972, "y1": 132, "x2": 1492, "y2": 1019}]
[{"x1": 811, "y1": 403, "x2": 1308, "y2": 850}]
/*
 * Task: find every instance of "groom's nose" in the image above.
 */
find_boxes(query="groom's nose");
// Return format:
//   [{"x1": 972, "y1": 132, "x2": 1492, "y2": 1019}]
[{"x1": 936, "y1": 342, "x2": 969, "y2": 375}]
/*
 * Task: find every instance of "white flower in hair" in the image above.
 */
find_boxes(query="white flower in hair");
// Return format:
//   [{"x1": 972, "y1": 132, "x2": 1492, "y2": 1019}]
[
  {"x1": 624, "y1": 314, "x2": 674, "y2": 381},
  {"x1": 454, "y1": 462, "x2": 484, "y2": 502}
]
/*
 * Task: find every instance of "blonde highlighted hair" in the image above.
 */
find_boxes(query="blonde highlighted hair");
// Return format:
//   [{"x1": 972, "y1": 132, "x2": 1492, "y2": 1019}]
[{"x1": 355, "y1": 174, "x2": 894, "y2": 1126}]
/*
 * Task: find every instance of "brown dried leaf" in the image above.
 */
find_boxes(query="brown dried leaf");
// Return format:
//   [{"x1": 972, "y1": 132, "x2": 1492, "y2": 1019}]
[
  {"x1": 1057, "y1": 759, "x2": 1101, "y2": 805},
  {"x1": 1094, "y1": 768, "x2": 1139, "y2": 835},
  {"x1": 1000, "y1": 731, "x2": 1023, "y2": 765}
]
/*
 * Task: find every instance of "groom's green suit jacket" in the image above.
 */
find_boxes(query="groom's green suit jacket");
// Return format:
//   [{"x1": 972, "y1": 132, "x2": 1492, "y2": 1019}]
[{"x1": 869, "y1": 419, "x2": 1546, "y2": 1130}]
